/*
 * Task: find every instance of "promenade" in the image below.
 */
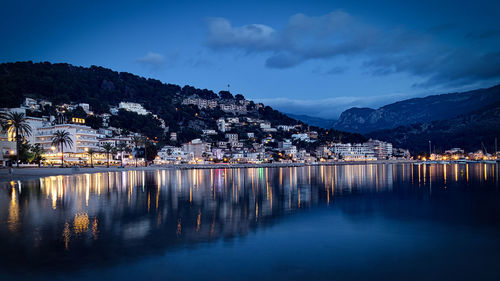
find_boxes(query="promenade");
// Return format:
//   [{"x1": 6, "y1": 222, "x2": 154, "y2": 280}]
[{"x1": 0, "y1": 160, "x2": 415, "y2": 182}]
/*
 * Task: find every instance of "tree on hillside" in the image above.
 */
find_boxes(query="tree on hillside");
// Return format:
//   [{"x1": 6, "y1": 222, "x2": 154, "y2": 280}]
[{"x1": 219, "y1": 91, "x2": 233, "y2": 100}]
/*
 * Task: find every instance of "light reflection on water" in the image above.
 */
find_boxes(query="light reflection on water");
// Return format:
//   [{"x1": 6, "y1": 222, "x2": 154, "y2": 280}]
[{"x1": 0, "y1": 163, "x2": 499, "y2": 280}]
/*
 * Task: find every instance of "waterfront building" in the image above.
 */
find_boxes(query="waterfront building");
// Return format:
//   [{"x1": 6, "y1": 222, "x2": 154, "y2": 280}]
[
  {"x1": 98, "y1": 136, "x2": 133, "y2": 148},
  {"x1": 35, "y1": 124, "x2": 100, "y2": 163},
  {"x1": 182, "y1": 139, "x2": 211, "y2": 160},
  {"x1": 366, "y1": 139, "x2": 393, "y2": 159},
  {"x1": 157, "y1": 146, "x2": 187, "y2": 163},
  {"x1": 0, "y1": 133, "x2": 16, "y2": 166},
  {"x1": 331, "y1": 143, "x2": 376, "y2": 160},
  {"x1": 284, "y1": 145, "x2": 298, "y2": 158}
]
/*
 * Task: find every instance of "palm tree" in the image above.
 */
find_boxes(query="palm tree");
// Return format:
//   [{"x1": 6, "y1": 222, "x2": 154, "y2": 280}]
[
  {"x1": 131, "y1": 136, "x2": 144, "y2": 167},
  {"x1": 116, "y1": 142, "x2": 128, "y2": 167},
  {"x1": 86, "y1": 148, "x2": 98, "y2": 168},
  {"x1": 101, "y1": 142, "x2": 114, "y2": 168},
  {"x1": 1, "y1": 112, "x2": 32, "y2": 167},
  {"x1": 31, "y1": 143, "x2": 45, "y2": 167},
  {"x1": 51, "y1": 130, "x2": 73, "y2": 167}
]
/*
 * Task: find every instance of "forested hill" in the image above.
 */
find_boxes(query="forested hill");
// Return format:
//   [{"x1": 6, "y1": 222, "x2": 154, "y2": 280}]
[
  {"x1": 0, "y1": 61, "x2": 366, "y2": 145},
  {"x1": 1, "y1": 61, "x2": 214, "y2": 116},
  {"x1": 0, "y1": 61, "x2": 295, "y2": 124}
]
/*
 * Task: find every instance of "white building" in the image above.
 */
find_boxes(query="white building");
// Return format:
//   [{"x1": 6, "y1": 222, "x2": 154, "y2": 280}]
[
  {"x1": 284, "y1": 145, "x2": 297, "y2": 158},
  {"x1": 78, "y1": 103, "x2": 91, "y2": 113},
  {"x1": 225, "y1": 133, "x2": 238, "y2": 143},
  {"x1": 277, "y1": 125, "x2": 295, "y2": 132},
  {"x1": 331, "y1": 143, "x2": 376, "y2": 160},
  {"x1": 182, "y1": 139, "x2": 211, "y2": 160},
  {"x1": 366, "y1": 139, "x2": 393, "y2": 159},
  {"x1": 0, "y1": 130, "x2": 16, "y2": 166},
  {"x1": 217, "y1": 118, "x2": 228, "y2": 132},
  {"x1": 157, "y1": 146, "x2": 187, "y2": 163},
  {"x1": 202, "y1": 129, "x2": 217, "y2": 136},
  {"x1": 0, "y1": 108, "x2": 49, "y2": 145},
  {"x1": 25, "y1": 116, "x2": 50, "y2": 145},
  {"x1": 118, "y1": 102, "x2": 149, "y2": 115},
  {"x1": 35, "y1": 124, "x2": 100, "y2": 154},
  {"x1": 291, "y1": 133, "x2": 311, "y2": 142},
  {"x1": 23, "y1": 98, "x2": 39, "y2": 110},
  {"x1": 220, "y1": 103, "x2": 247, "y2": 114},
  {"x1": 260, "y1": 122, "x2": 271, "y2": 129},
  {"x1": 182, "y1": 97, "x2": 218, "y2": 109},
  {"x1": 98, "y1": 136, "x2": 133, "y2": 148},
  {"x1": 227, "y1": 117, "x2": 239, "y2": 124},
  {"x1": 278, "y1": 139, "x2": 292, "y2": 149}
]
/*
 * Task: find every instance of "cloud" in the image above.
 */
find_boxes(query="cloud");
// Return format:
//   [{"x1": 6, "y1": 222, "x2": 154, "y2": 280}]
[
  {"x1": 255, "y1": 93, "x2": 413, "y2": 119},
  {"x1": 205, "y1": 11, "x2": 500, "y2": 88},
  {"x1": 136, "y1": 51, "x2": 179, "y2": 70},
  {"x1": 206, "y1": 17, "x2": 276, "y2": 51}
]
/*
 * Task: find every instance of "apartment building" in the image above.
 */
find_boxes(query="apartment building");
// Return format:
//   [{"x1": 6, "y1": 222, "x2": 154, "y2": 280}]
[
  {"x1": 35, "y1": 124, "x2": 100, "y2": 154},
  {"x1": 118, "y1": 102, "x2": 149, "y2": 115}
]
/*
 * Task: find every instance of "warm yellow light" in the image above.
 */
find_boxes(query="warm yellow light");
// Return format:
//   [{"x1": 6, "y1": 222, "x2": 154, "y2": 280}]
[{"x1": 51, "y1": 146, "x2": 56, "y2": 151}]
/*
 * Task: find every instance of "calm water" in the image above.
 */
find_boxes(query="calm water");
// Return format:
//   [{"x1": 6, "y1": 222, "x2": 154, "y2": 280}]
[{"x1": 1, "y1": 163, "x2": 500, "y2": 281}]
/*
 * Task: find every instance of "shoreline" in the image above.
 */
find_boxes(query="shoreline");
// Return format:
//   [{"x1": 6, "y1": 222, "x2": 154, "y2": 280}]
[{"x1": 1, "y1": 159, "x2": 494, "y2": 183}]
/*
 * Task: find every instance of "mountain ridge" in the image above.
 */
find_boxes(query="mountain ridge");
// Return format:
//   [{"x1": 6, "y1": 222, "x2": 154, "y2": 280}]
[
  {"x1": 368, "y1": 101, "x2": 500, "y2": 153},
  {"x1": 334, "y1": 84, "x2": 500, "y2": 133}
]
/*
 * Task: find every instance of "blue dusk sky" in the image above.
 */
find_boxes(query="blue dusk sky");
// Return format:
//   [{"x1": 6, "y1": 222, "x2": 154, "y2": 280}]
[{"x1": 1, "y1": 0, "x2": 500, "y2": 118}]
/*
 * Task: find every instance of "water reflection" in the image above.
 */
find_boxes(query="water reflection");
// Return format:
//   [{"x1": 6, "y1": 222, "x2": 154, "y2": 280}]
[{"x1": 0, "y1": 163, "x2": 499, "y2": 273}]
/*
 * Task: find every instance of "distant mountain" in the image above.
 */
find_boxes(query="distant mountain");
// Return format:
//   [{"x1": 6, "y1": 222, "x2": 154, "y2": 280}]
[
  {"x1": 368, "y1": 102, "x2": 500, "y2": 153},
  {"x1": 334, "y1": 84, "x2": 500, "y2": 134},
  {"x1": 286, "y1": 113, "x2": 336, "y2": 129}
]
